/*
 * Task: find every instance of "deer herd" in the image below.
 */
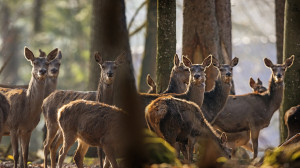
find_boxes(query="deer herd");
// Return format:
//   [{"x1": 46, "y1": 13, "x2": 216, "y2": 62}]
[{"x1": 0, "y1": 47, "x2": 297, "y2": 168}]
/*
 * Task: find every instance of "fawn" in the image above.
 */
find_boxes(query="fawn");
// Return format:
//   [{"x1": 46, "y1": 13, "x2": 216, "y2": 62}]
[{"x1": 249, "y1": 77, "x2": 267, "y2": 94}]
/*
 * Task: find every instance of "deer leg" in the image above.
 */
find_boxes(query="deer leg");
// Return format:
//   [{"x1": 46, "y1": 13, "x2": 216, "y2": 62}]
[
  {"x1": 242, "y1": 142, "x2": 254, "y2": 152},
  {"x1": 102, "y1": 144, "x2": 118, "y2": 168},
  {"x1": 43, "y1": 123, "x2": 58, "y2": 168},
  {"x1": 187, "y1": 138, "x2": 195, "y2": 163},
  {"x1": 20, "y1": 133, "x2": 31, "y2": 168},
  {"x1": 97, "y1": 147, "x2": 106, "y2": 168},
  {"x1": 74, "y1": 141, "x2": 89, "y2": 168},
  {"x1": 250, "y1": 128, "x2": 260, "y2": 159},
  {"x1": 10, "y1": 131, "x2": 19, "y2": 168},
  {"x1": 50, "y1": 131, "x2": 63, "y2": 168},
  {"x1": 57, "y1": 133, "x2": 76, "y2": 168},
  {"x1": 103, "y1": 156, "x2": 111, "y2": 168}
]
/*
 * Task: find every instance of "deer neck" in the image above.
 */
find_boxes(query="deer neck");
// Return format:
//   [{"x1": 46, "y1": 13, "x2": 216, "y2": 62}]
[
  {"x1": 44, "y1": 77, "x2": 57, "y2": 98},
  {"x1": 266, "y1": 76, "x2": 284, "y2": 116},
  {"x1": 202, "y1": 74, "x2": 231, "y2": 122},
  {"x1": 26, "y1": 74, "x2": 46, "y2": 117},
  {"x1": 186, "y1": 80, "x2": 206, "y2": 108},
  {"x1": 164, "y1": 76, "x2": 186, "y2": 93},
  {"x1": 96, "y1": 75, "x2": 114, "y2": 105}
]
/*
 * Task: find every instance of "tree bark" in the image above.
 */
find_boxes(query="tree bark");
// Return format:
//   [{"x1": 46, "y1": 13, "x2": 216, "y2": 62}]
[
  {"x1": 182, "y1": 0, "x2": 231, "y2": 91},
  {"x1": 33, "y1": 0, "x2": 44, "y2": 32},
  {"x1": 280, "y1": 0, "x2": 300, "y2": 143},
  {"x1": 156, "y1": 0, "x2": 176, "y2": 93},
  {"x1": 138, "y1": 0, "x2": 157, "y2": 93},
  {"x1": 276, "y1": 0, "x2": 285, "y2": 64}
]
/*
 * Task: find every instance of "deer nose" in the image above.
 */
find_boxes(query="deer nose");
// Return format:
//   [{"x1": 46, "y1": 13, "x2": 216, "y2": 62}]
[
  {"x1": 51, "y1": 68, "x2": 58, "y2": 74},
  {"x1": 39, "y1": 69, "x2": 47, "y2": 75},
  {"x1": 194, "y1": 74, "x2": 200, "y2": 79},
  {"x1": 226, "y1": 72, "x2": 232, "y2": 77},
  {"x1": 277, "y1": 74, "x2": 282, "y2": 78},
  {"x1": 107, "y1": 72, "x2": 113, "y2": 77}
]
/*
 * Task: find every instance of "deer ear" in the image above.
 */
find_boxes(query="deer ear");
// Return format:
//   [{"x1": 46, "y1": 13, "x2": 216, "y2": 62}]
[
  {"x1": 24, "y1": 47, "x2": 35, "y2": 61},
  {"x1": 182, "y1": 56, "x2": 192, "y2": 67},
  {"x1": 220, "y1": 132, "x2": 228, "y2": 144},
  {"x1": 211, "y1": 55, "x2": 219, "y2": 67},
  {"x1": 202, "y1": 55, "x2": 212, "y2": 67},
  {"x1": 115, "y1": 52, "x2": 126, "y2": 66},
  {"x1": 94, "y1": 51, "x2": 103, "y2": 65},
  {"x1": 174, "y1": 54, "x2": 180, "y2": 66},
  {"x1": 230, "y1": 57, "x2": 239, "y2": 67},
  {"x1": 39, "y1": 49, "x2": 46, "y2": 57},
  {"x1": 257, "y1": 78, "x2": 262, "y2": 85},
  {"x1": 285, "y1": 55, "x2": 294, "y2": 68},
  {"x1": 146, "y1": 74, "x2": 156, "y2": 87},
  {"x1": 57, "y1": 50, "x2": 62, "y2": 60},
  {"x1": 264, "y1": 58, "x2": 273, "y2": 67},
  {"x1": 249, "y1": 77, "x2": 256, "y2": 88},
  {"x1": 47, "y1": 48, "x2": 58, "y2": 62}
]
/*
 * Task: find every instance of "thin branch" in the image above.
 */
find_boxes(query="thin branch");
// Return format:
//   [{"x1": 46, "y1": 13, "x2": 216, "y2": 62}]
[
  {"x1": 128, "y1": 1, "x2": 147, "y2": 31},
  {"x1": 129, "y1": 21, "x2": 146, "y2": 37}
]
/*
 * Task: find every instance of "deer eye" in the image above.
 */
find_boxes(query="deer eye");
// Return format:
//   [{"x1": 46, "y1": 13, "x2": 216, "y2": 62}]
[{"x1": 230, "y1": 68, "x2": 233, "y2": 71}]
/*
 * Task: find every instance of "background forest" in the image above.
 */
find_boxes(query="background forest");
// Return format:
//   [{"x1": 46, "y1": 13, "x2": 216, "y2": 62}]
[{"x1": 0, "y1": 0, "x2": 298, "y2": 166}]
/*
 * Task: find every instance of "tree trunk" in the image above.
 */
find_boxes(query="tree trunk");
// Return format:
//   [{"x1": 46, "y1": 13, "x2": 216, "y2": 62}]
[
  {"x1": 33, "y1": 0, "x2": 44, "y2": 32},
  {"x1": 182, "y1": 0, "x2": 231, "y2": 91},
  {"x1": 156, "y1": 0, "x2": 176, "y2": 93},
  {"x1": 280, "y1": 0, "x2": 300, "y2": 143},
  {"x1": 138, "y1": 0, "x2": 157, "y2": 93},
  {"x1": 276, "y1": 0, "x2": 285, "y2": 64}
]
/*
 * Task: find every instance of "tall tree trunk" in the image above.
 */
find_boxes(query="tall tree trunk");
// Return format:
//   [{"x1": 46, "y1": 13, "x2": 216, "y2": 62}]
[
  {"x1": 182, "y1": 0, "x2": 231, "y2": 91},
  {"x1": 276, "y1": 0, "x2": 285, "y2": 64},
  {"x1": 156, "y1": 0, "x2": 176, "y2": 93},
  {"x1": 280, "y1": 0, "x2": 300, "y2": 143},
  {"x1": 33, "y1": 0, "x2": 44, "y2": 32},
  {"x1": 138, "y1": 0, "x2": 157, "y2": 93}
]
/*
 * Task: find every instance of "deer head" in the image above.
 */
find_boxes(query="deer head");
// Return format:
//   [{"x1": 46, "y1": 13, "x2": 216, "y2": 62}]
[
  {"x1": 264, "y1": 55, "x2": 294, "y2": 83},
  {"x1": 183, "y1": 55, "x2": 212, "y2": 86},
  {"x1": 94, "y1": 51, "x2": 124, "y2": 85},
  {"x1": 171, "y1": 54, "x2": 191, "y2": 86},
  {"x1": 212, "y1": 56, "x2": 239, "y2": 84},
  {"x1": 24, "y1": 47, "x2": 58, "y2": 80},
  {"x1": 40, "y1": 49, "x2": 62, "y2": 78},
  {"x1": 249, "y1": 77, "x2": 267, "y2": 93}
]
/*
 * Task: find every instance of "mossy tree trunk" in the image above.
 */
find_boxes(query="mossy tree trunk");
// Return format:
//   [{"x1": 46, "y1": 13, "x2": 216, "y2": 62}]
[
  {"x1": 138, "y1": 0, "x2": 157, "y2": 93},
  {"x1": 182, "y1": 0, "x2": 232, "y2": 92},
  {"x1": 156, "y1": 0, "x2": 176, "y2": 93},
  {"x1": 280, "y1": 0, "x2": 300, "y2": 142}
]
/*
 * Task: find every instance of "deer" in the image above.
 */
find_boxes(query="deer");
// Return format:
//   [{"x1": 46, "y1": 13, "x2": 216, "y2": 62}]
[
  {"x1": 42, "y1": 52, "x2": 123, "y2": 168},
  {"x1": 146, "y1": 74, "x2": 156, "y2": 94},
  {"x1": 212, "y1": 55, "x2": 295, "y2": 159},
  {"x1": 0, "y1": 92, "x2": 10, "y2": 143},
  {"x1": 0, "y1": 49, "x2": 62, "y2": 98},
  {"x1": 0, "y1": 47, "x2": 58, "y2": 168},
  {"x1": 249, "y1": 77, "x2": 267, "y2": 94},
  {"x1": 285, "y1": 105, "x2": 300, "y2": 140},
  {"x1": 57, "y1": 99, "x2": 128, "y2": 168},
  {"x1": 200, "y1": 56, "x2": 239, "y2": 123},
  {"x1": 145, "y1": 96, "x2": 232, "y2": 163}
]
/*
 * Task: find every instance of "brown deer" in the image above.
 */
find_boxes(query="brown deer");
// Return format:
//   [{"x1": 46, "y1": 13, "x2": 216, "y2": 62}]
[
  {"x1": 200, "y1": 56, "x2": 239, "y2": 122},
  {"x1": 146, "y1": 74, "x2": 156, "y2": 94},
  {"x1": 42, "y1": 52, "x2": 123, "y2": 168},
  {"x1": 145, "y1": 96, "x2": 231, "y2": 163},
  {"x1": 249, "y1": 77, "x2": 267, "y2": 94},
  {"x1": 0, "y1": 47, "x2": 58, "y2": 168},
  {"x1": 285, "y1": 105, "x2": 300, "y2": 140},
  {"x1": 0, "y1": 92, "x2": 9, "y2": 143},
  {"x1": 57, "y1": 100, "x2": 127, "y2": 168},
  {"x1": 212, "y1": 55, "x2": 295, "y2": 159}
]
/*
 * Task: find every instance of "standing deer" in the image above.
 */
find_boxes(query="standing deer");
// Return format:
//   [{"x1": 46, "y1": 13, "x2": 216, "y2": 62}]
[
  {"x1": 200, "y1": 56, "x2": 239, "y2": 122},
  {"x1": 42, "y1": 52, "x2": 123, "y2": 168},
  {"x1": 0, "y1": 47, "x2": 58, "y2": 168},
  {"x1": 145, "y1": 96, "x2": 231, "y2": 163},
  {"x1": 249, "y1": 77, "x2": 267, "y2": 94},
  {"x1": 212, "y1": 55, "x2": 295, "y2": 159},
  {"x1": 57, "y1": 100, "x2": 127, "y2": 168},
  {"x1": 0, "y1": 92, "x2": 9, "y2": 143},
  {"x1": 146, "y1": 74, "x2": 156, "y2": 94},
  {"x1": 285, "y1": 105, "x2": 300, "y2": 140}
]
